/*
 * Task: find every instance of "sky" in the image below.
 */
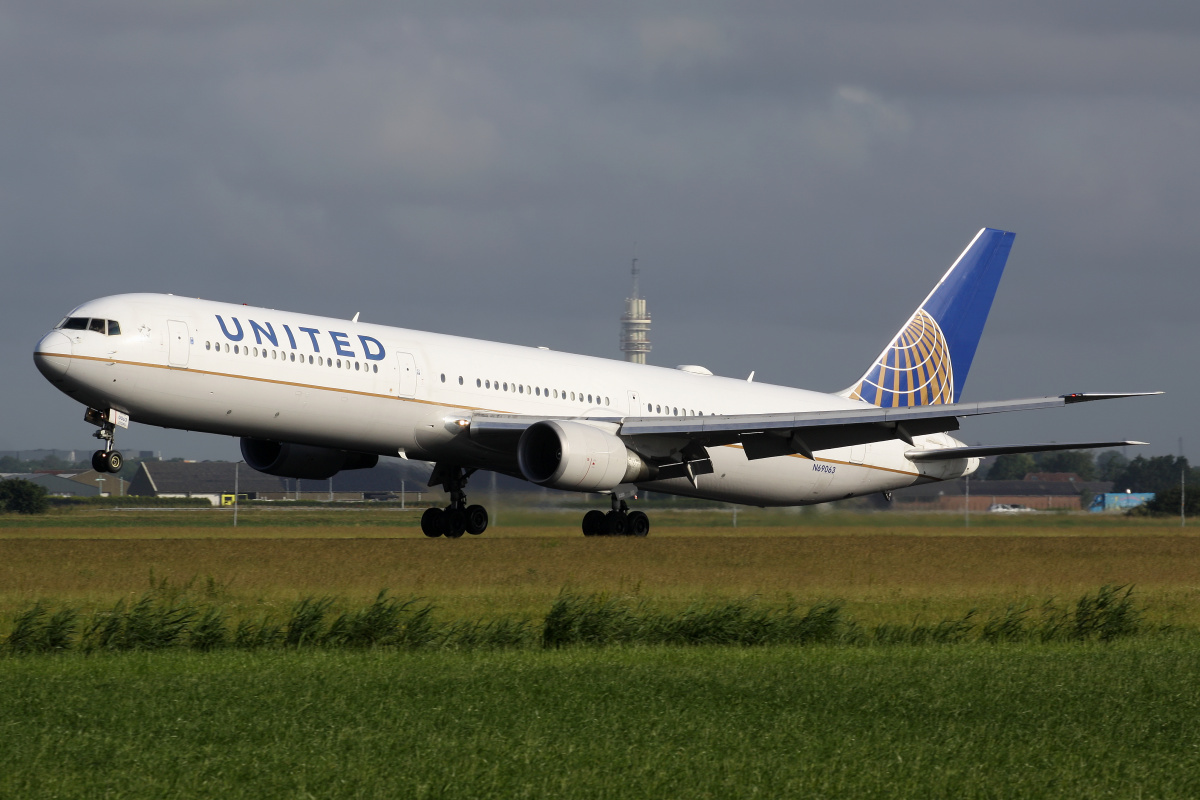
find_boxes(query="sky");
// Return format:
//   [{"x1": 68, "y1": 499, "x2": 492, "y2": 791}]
[{"x1": 3, "y1": 2, "x2": 1196, "y2": 463}]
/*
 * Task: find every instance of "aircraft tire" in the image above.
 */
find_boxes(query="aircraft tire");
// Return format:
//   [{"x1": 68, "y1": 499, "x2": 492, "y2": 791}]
[
  {"x1": 106, "y1": 450, "x2": 123, "y2": 473},
  {"x1": 465, "y1": 504, "x2": 489, "y2": 535},
  {"x1": 582, "y1": 509, "x2": 606, "y2": 536},
  {"x1": 605, "y1": 510, "x2": 627, "y2": 536},
  {"x1": 91, "y1": 450, "x2": 110, "y2": 473},
  {"x1": 443, "y1": 508, "x2": 467, "y2": 538},
  {"x1": 627, "y1": 511, "x2": 650, "y2": 537},
  {"x1": 421, "y1": 507, "x2": 444, "y2": 537}
]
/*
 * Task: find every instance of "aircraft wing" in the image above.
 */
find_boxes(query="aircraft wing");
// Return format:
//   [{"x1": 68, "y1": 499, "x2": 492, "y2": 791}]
[
  {"x1": 905, "y1": 440, "x2": 1146, "y2": 462},
  {"x1": 469, "y1": 392, "x2": 1159, "y2": 463}
]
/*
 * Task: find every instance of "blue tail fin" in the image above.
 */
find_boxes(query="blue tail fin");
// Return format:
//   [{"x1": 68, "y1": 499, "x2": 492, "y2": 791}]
[{"x1": 844, "y1": 228, "x2": 1015, "y2": 407}]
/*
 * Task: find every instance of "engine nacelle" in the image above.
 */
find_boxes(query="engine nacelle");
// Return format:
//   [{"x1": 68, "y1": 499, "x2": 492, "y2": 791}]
[
  {"x1": 240, "y1": 438, "x2": 379, "y2": 480},
  {"x1": 517, "y1": 420, "x2": 650, "y2": 492}
]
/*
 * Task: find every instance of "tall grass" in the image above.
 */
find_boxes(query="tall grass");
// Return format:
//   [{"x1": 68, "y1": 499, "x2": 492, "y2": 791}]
[{"x1": 2, "y1": 584, "x2": 1155, "y2": 655}]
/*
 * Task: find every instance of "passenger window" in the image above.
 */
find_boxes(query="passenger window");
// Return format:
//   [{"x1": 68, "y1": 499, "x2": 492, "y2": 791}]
[
  {"x1": 206, "y1": 341, "x2": 211, "y2": 351},
  {"x1": 88, "y1": 319, "x2": 105, "y2": 333},
  {"x1": 458, "y1": 376, "x2": 463, "y2": 385},
  {"x1": 234, "y1": 345, "x2": 240, "y2": 354},
  {"x1": 107, "y1": 320, "x2": 121, "y2": 336},
  {"x1": 355, "y1": 362, "x2": 360, "y2": 371},
  {"x1": 373, "y1": 364, "x2": 378, "y2": 373}
]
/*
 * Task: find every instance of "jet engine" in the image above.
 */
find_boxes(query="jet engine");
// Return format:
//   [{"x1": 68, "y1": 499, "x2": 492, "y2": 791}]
[
  {"x1": 517, "y1": 420, "x2": 651, "y2": 492},
  {"x1": 240, "y1": 438, "x2": 379, "y2": 480}
]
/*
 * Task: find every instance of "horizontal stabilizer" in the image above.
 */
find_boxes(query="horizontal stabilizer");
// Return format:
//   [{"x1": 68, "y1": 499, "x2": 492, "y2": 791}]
[{"x1": 906, "y1": 440, "x2": 1147, "y2": 462}]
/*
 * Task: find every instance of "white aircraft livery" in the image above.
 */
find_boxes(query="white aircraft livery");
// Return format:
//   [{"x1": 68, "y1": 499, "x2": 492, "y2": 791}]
[{"x1": 33, "y1": 228, "x2": 1156, "y2": 537}]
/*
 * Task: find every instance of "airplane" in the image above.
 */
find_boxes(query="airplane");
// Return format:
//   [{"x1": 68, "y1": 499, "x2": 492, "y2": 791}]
[{"x1": 32, "y1": 228, "x2": 1156, "y2": 537}]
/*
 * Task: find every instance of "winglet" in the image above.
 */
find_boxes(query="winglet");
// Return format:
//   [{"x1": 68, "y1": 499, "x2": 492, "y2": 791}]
[{"x1": 846, "y1": 228, "x2": 1015, "y2": 407}]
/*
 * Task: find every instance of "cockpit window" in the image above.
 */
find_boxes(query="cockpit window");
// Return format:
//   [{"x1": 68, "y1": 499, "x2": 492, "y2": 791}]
[{"x1": 58, "y1": 317, "x2": 122, "y2": 334}]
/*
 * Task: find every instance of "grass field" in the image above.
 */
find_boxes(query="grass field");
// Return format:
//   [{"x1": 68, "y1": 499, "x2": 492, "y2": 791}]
[
  {"x1": 3, "y1": 643, "x2": 1200, "y2": 799},
  {"x1": 2, "y1": 507, "x2": 1199, "y2": 627},
  {"x1": 3, "y1": 507, "x2": 1197, "y2": 797}
]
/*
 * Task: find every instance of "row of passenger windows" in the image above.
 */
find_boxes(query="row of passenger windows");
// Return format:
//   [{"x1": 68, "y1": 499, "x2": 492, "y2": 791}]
[
  {"x1": 435, "y1": 372, "x2": 710, "y2": 416},
  {"x1": 439, "y1": 373, "x2": 611, "y2": 407},
  {"x1": 205, "y1": 341, "x2": 379, "y2": 373},
  {"x1": 58, "y1": 317, "x2": 121, "y2": 336}
]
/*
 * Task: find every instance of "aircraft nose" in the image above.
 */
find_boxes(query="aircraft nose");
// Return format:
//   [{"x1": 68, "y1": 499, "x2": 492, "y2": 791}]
[{"x1": 33, "y1": 330, "x2": 73, "y2": 381}]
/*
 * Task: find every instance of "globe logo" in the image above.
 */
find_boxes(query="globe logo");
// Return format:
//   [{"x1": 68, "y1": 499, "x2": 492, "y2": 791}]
[{"x1": 850, "y1": 308, "x2": 954, "y2": 407}]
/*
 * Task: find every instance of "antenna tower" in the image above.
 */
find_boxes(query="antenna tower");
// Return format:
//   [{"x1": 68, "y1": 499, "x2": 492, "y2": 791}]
[{"x1": 619, "y1": 256, "x2": 651, "y2": 364}]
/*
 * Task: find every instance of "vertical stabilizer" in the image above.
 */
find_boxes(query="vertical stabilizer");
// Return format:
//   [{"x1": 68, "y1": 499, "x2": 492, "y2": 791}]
[{"x1": 844, "y1": 228, "x2": 1015, "y2": 406}]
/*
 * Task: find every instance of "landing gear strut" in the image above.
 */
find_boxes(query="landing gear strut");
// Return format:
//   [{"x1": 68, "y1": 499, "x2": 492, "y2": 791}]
[
  {"x1": 86, "y1": 408, "x2": 123, "y2": 474},
  {"x1": 582, "y1": 494, "x2": 650, "y2": 537},
  {"x1": 420, "y1": 464, "x2": 489, "y2": 538}
]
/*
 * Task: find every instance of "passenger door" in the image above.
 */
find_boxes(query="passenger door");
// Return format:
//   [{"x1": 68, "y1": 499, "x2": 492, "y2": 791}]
[{"x1": 167, "y1": 320, "x2": 190, "y2": 368}]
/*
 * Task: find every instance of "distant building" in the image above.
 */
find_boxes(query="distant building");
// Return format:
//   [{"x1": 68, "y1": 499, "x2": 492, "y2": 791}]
[
  {"x1": 0, "y1": 472, "x2": 100, "y2": 497},
  {"x1": 892, "y1": 478, "x2": 1114, "y2": 511},
  {"x1": 126, "y1": 459, "x2": 438, "y2": 505},
  {"x1": 0, "y1": 449, "x2": 83, "y2": 463}
]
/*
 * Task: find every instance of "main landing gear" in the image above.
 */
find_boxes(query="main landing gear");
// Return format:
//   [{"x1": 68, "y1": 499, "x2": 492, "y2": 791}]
[
  {"x1": 582, "y1": 495, "x2": 650, "y2": 537},
  {"x1": 420, "y1": 464, "x2": 489, "y2": 538},
  {"x1": 86, "y1": 408, "x2": 123, "y2": 474}
]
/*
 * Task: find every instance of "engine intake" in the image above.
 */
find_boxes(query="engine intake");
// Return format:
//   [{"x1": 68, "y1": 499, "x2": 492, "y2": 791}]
[
  {"x1": 240, "y1": 438, "x2": 379, "y2": 480},
  {"x1": 517, "y1": 420, "x2": 650, "y2": 492}
]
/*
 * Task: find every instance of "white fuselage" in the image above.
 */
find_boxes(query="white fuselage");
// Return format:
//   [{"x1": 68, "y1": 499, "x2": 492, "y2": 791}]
[{"x1": 34, "y1": 294, "x2": 976, "y2": 505}]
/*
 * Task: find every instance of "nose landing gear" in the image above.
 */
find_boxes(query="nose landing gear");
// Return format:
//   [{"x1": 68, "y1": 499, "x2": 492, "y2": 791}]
[{"x1": 85, "y1": 407, "x2": 124, "y2": 474}]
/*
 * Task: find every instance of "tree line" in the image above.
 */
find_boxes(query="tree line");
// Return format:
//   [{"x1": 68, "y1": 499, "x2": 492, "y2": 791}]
[{"x1": 986, "y1": 450, "x2": 1196, "y2": 495}]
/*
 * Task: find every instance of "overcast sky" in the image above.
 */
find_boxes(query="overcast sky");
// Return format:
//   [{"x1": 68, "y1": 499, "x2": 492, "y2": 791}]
[{"x1": 3, "y1": 2, "x2": 1196, "y2": 463}]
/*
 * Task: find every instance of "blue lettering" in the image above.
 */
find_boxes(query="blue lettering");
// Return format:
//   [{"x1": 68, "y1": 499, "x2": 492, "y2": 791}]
[
  {"x1": 298, "y1": 326, "x2": 321, "y2": 352},
  {"x1": 216, "y1": 315, "x2": 244, "y2": 341},
  {"x1": 358, "y1": 335, "x2": 386, "y2": 361},
  {"x1": 249, "y1": 320, "x2": 278, "y2": 347},
  {"x1": 282, "y1": 324, "x2": 297, "y2": 349},
  {"x1": 329, "y1": 331, "x2": 355, "y2": 357}
]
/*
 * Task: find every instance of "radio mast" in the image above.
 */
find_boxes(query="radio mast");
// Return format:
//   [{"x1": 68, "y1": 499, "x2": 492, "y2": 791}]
[{"x1": 619, "y1": 256, "x2": 651, "y2": 364}]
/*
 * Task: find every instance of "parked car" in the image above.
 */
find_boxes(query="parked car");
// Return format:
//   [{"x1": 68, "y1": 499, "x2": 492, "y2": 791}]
[{"x1": 987, "y1": 503, "x2": 1035, "y2": 513}]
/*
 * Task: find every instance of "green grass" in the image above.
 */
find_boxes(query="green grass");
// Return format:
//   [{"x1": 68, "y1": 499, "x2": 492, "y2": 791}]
[
  {"x1": 2, "y1": 586, "x2": 1152, "y2": 654},
  {"x1": 2, "y1": 641, "x2": 1198, "y2": 798}
]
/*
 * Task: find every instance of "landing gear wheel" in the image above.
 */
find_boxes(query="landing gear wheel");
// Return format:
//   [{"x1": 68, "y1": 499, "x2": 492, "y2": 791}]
[
  {"x1": 443, "y1": 508, "x2": 466, "y2": 538},
  {"x1": 105, "y1": 450, "x2": 123, "y2": 474},
  {"x1": 582, "y1": 509, "x2": 606, "y2": 537},
  {"x1": 605, "y1": 510, "x2": 627, "y2": 536},
  {"x1": 92, "y1": 450, "x2": 110, "y2": 473},
  {"x1": 421, "y1": 507, "x2": 444, "y2": 538},
  {"x1": 627, "y1": 511, "x2": 650, "y2": 537},
  {"x1": 465, "y1": 505, "x2": 489, "y2": 535}
]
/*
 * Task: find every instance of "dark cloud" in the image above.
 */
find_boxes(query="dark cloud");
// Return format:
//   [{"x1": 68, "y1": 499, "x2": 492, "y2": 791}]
[{"x1": 3, "y1": 4, "x2": 1195, "y2": 460}]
